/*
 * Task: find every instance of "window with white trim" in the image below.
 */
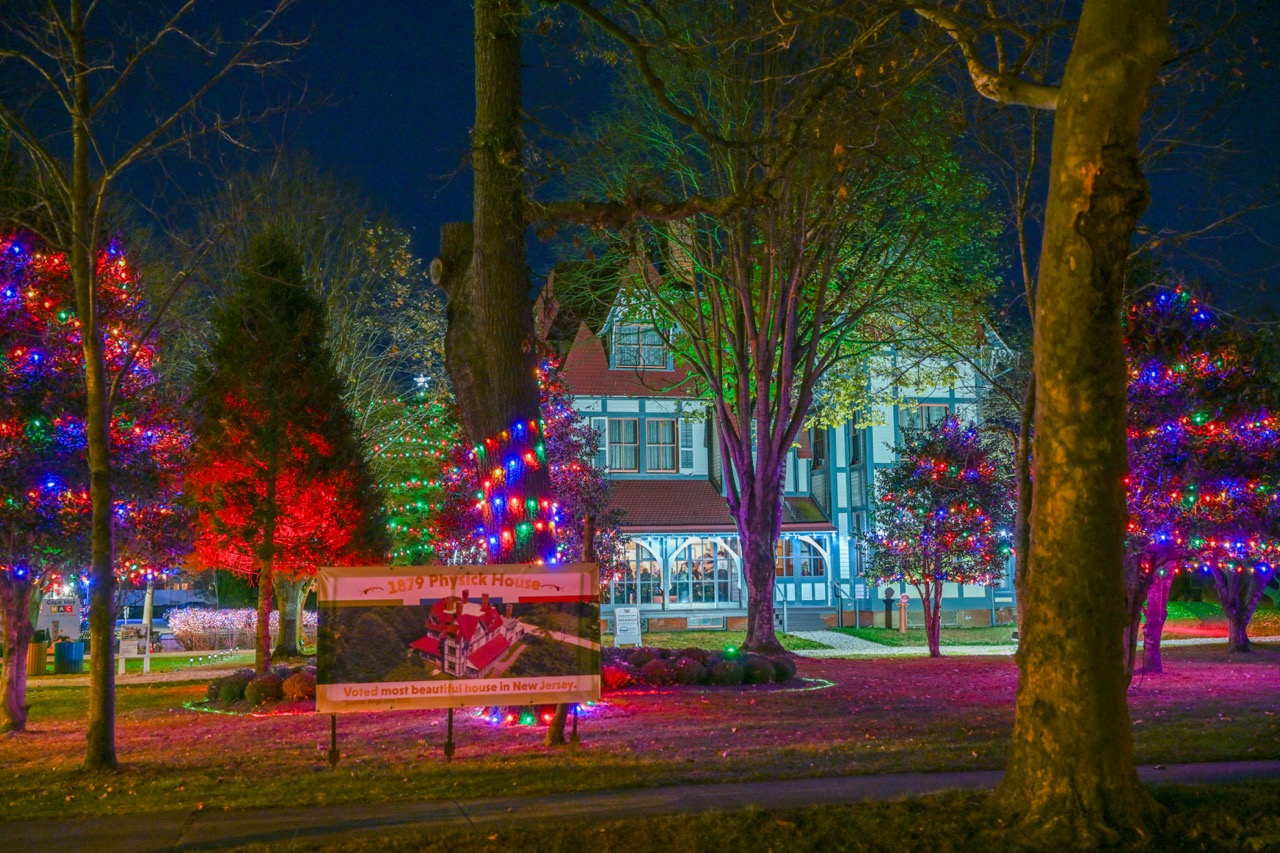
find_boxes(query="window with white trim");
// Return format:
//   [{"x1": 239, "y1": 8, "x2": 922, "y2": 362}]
[
  {"x1": 612, "y1": 324, "x2": 666, "y2": 369},
  {"x1": 646, "y1": 418, "x2": 677, "y2": 472},
  {"x1": 776, "y1": 537, "x2": 827, "y2": 577},
  {"x1": 607, "y1": 419, "x2": 639, "y2": 472},
  {"x1": 679, "y1": 419, "x2": 695, "y2": 472}
]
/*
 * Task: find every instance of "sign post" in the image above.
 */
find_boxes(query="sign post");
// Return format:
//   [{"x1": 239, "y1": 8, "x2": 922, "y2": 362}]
[
  {"x1": 898, "y1": 593, "x2": 909, "y2": 634},
  {"x1": 612, "y1": 606, "x2": 641, "y2": 648}
]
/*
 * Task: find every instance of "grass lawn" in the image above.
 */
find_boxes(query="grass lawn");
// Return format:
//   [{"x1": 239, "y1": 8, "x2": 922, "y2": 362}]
[
  {"x1": 26, "y1": 650, "x2": 255, "y2": 679},
  {"x1": 600, "y1": 630, "x2": 831, "y2": 651},
  {"x1": 1, "y1": 643, "x2": 1276, "y2": 824},
  {"x1": 1159, "y1": 602, "x2": 1280, "y2": 639},
  {"x1": 242, "y1": 782, "x2": 1280, "y2": 852},
  {"x1": 830, "y1": 625, "x2": 1016, "y2": 647}
]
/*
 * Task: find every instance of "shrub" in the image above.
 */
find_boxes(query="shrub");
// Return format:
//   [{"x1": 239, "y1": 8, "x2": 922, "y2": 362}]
[
  {"x1": 206, "y1": 678, "x2": 224, "y2": 701},
  {"x1": 708, "y1": 659, "x2": 744, "y2": 685},
  {"x1": 217, "y1": 673, "x2": 250, "y2": 703},
  {"x1": 674, "y1": 656, "x2": 707, "y2": 685},
  {"x1": 772, "y1": 655, "x2": 798, "y2": 683},
  {"x1": 639, "y1": 658, "x2": 679, "y2": 686},
  {"x1": 627, "y1": 648, "x2": 659, "y2": 668},
  {"x1": 741, "y1": 654, "x2": 775, "y2": 685},
  {"x1": 271, "y1": 664, "x2": 294, "y2": 680},
  {"x1": 282, "y1": 671, "x2": 317, "y2": 702},
  {"x1": 677, "y1": 647, "x2": 709, "y2": 664},
  {"x1": 601, "y1": 664, "x2": 635, "y2": 691},
  {"x1": 244, "y1": 674, "x2": 284, "y2": 706}
]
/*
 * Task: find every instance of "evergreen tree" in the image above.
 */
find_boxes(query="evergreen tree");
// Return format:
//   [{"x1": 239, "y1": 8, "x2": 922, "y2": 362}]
[
  {"x1": 862, "y1": 417, "x2": 1013, "y2": 657},
  {"x1": 188, "y1": 230, "x2": 385, "y2": 672}
]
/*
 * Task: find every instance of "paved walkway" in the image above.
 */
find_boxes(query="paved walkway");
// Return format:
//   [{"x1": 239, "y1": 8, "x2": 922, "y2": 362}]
[
  {"x1": 5, "y1": 760, "x2": 1278, "y2": 851},
  {"x1": 788, "y1": 630, "x2": 1280, "y2": 658}
]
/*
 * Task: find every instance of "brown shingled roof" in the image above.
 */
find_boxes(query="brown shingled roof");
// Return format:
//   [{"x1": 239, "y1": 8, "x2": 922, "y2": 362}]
[{"x1": 608, "y1": 479, "x2": 834, "y2": 533}]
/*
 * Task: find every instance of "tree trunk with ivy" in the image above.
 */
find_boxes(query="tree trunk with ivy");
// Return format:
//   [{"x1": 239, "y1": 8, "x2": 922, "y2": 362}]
[{"x1": 990, "y1": 1, "x2": 1171, "y2": 844}]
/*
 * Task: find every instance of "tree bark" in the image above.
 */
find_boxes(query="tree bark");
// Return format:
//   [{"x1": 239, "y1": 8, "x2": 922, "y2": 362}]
[
  {"x1": 272, "y1": 575, "x2": 307, "y2": 659},
  {"x1": 1215, "y1": 569, "x2": 1266, "y2": 654},
  {"x1": 0, "y1": 575, "x2": 36, "y2": 733},
  {"x1": 545, "y1": 513, "x2": 595, "y2": 747},
  {"x1": 925, "y1": 580, "x2": 943, "y2": 658},
  {"x1": 729, "y1": 463, "x2": 785, "y2": 655},
  {"x1": 1141, "y1": 572, "x2": 1173, "y2": 674},
  {"x1": 993, "y1": 1, "x2": 1169, "y2": 844},
  {"x1": 438, "y1": 0, "x2": 555, "y2": 565},
  {"x1": 1012, "y1": 373, "x2": 1034, "y2": 635},
  {"x1": 255, "y1": 464, "x2": 278, "y2": 675},
  {"x1": 70, "y1": 0, "x2": 118, "y2": 770}
]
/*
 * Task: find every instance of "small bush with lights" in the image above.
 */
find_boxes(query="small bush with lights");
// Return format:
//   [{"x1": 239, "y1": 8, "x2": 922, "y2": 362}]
[{"x1": 600, "y1": 645, "x2": 798, "y2": 690}]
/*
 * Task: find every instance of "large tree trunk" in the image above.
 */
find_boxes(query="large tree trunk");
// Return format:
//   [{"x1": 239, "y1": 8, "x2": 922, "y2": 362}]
[
  {"x1": 272, "y1": 575, "x2": 308, "y2": 659},
  {"x1": 546, "y1": 513, "x2": 595, "y2": 747},
  {"x1": 735, "y1": 474, "x2": 785, "y2": 655},
  {"x1": 1141, "y1": 572, "x2": 1173, "y2": 674},
  {"x1": 993, "y1": 2, "x2": 1169, "y2": 844},
  {"x1": 1012, "y1": 374, "x2": 1034, "y2": 634},
  {"x1": 437, "y1": 0, "x2": 555, "y2": 566},
  {"x1": 255, "y1": 464, "x2": 279, "y2": 675},
  {"x1": 0, "y1": 575, "x2": 36, "y2": 733},
  {"x1": 1215, "y1": 569, "x2": 1266, "y2": 654}
]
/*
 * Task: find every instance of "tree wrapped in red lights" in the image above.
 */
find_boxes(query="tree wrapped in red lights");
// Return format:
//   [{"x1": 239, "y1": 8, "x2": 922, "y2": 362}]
[
  {"x1": 1125, "y1": 287, "x2": 1279, "y2": 665},
  {"x1": 0, "y1": 232, "x2": 190, "y2": 733},
  {"x1": 188, "y1": 230, "x2": 386, "y2": 673},
  {"x1": 861, "y1": 417, "x2": 1013, "y2": 657}
]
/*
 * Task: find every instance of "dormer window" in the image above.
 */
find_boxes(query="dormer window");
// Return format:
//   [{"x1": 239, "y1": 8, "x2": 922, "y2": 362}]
[{"x1": 612, "y1": 324, "x2": 667, "y2": 369}]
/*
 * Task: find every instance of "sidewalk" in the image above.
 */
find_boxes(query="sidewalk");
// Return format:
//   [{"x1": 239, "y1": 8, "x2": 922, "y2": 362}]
[
  {"x1": 5, "y1": 760, "x2": 1278, "y2": 851},
  {"x1": 788, "y1": 630, "x2": 1280, "y2": 658}
]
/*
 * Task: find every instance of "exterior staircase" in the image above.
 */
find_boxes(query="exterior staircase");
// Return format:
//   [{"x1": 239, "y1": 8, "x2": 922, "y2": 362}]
[{"x1": 774, "y1": 608, "x2": 834, "y2": 632}]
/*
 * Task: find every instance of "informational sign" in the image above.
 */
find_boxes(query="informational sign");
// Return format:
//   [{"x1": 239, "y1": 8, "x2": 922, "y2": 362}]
[
  {"x1": 613, "y1": 606, "x2": 641, "y2": 647},
  {"x1": 316, "y1": 563, "x2": 601, "y2": 714}
]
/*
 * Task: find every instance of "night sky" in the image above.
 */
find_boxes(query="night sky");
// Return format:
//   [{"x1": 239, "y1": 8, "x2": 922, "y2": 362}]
[{"x1": 244, "y1": 1, "x2": 1278, "y2": 312}]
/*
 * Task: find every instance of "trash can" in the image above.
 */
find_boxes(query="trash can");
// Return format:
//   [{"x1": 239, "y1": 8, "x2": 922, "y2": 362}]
[
  {"x1": 53, "y1": 640, "x2": 85, "y2": 674},
  {"x1": 26, "y1": 640, "x2": 49, "y2": 676}
]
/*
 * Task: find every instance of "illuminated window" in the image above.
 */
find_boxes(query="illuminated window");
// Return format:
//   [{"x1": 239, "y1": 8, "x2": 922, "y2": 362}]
[
  {"x1": 613, "y1": 324, "x2": 666, "y2": 369},
  {"x1": 776, "y1": 537, "x2": 826, "y2": 577}
]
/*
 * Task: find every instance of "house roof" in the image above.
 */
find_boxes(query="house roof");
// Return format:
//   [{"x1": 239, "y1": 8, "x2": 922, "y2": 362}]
[
  {"x1": 560, "y1": 323, "x2": 694, "y2": 398},
  {"x1": 608, "y1": 479, "x2": 834, "y2": 533},
  {"x1": 468, "y1": 634, "x2": 511, "y2": 672}
]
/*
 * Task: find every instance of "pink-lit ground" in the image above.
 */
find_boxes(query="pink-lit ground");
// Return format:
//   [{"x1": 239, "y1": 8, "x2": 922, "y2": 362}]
[{"x1": 2, "y1": 643, "x2": 1277, "y2": 822}]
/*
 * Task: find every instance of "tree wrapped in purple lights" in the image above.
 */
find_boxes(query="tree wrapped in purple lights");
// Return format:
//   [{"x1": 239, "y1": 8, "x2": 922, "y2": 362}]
[
  {"x1": 1124, "y1": 287, "x2": 1279, "y2": 666},
  {"x1": 861, "y1": 416, "x2": 1013, "y2": 657},
  {"x1": 0, "y1": 233, "x2": 190, "y2": 733}
]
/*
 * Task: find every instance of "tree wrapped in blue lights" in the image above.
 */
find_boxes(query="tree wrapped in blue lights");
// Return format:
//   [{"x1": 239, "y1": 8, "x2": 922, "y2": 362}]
[
  {"x1": 861, "y1": 417, "x2": 1013, "y2": 657},
  {"x1": 1125, "y1": 287, "x2": 1279, "y2": 664},
  {"x1": 0, "y1": 233, "x2": 191, "y2": 733}
]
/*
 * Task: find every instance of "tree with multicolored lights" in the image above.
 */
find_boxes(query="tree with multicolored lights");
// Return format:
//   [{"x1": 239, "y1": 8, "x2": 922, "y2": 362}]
[
  {"x1": 188, "y1": 230, "x2": 386, "y2": 674},
  {"x1": 418, "y1": 352, "x2": 620, "y2": 573},
  {"x1": 1125, "y1": 287, "x2": 1279, "y2": 666},
  {"x1": 861, "y1": 417, "x2": 1013, "y2": 657},
  {"x1": 0, "y1": 233, "x2": 190, "y2": 733},
  {"x1": 371, "y1": 391, "x2": 465, "y2": 565}
]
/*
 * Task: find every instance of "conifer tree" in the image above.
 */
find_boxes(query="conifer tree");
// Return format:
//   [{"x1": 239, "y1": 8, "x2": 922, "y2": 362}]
[{"x1": 188, "y1": 230, "x2": 385, "y2": 672}]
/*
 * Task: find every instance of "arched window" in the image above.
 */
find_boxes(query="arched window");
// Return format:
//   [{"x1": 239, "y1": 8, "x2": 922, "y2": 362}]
[
  {"x1": 669, "y1": 538, "x2": 740, "y2": 606},
  {"x1": 603, "y1": 540, "x2": 661, "y2": 605},
  {"x1": 776, "y1": 537, "x2": 827, "y2": 577}
]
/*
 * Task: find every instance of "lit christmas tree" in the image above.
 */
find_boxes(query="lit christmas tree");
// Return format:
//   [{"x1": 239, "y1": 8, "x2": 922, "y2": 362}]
[
  {"x1": 0, "y1": 233, "x2": 190, "y2": 733},
  {"x1": 861, "y1": 417, "x2": 1013, "y2": 657},
  {"x1": 370, "y1": 391, "x2": 464, "y2": 565},
  {"x1": 1125, "y1": 287, "x2": 1279, "y2": 661}
]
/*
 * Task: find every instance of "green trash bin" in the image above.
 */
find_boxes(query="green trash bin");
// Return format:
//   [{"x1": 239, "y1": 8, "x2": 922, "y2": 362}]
[{"x1": 53, "y1": 640, "x2": 85, "y2": 674}]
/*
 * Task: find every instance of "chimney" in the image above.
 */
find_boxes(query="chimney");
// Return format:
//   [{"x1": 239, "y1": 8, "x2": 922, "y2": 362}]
[
  {"x1": 505, "y1": 603, "x2": 514, "y2": 618},
  {"x1": 481, "y1": 592, "x2": 490, "y2": 609},
  {"x1": 461, "y1": 589, "x2": 470, "y2": 605}
]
